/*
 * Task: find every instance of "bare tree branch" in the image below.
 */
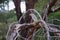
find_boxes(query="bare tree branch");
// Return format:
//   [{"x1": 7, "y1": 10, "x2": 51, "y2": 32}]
[
  {"x1": 42, "y1": 0, "x2": 57, "y2": 20},
  {"x1": 48, "y1": 23, "x2": 60, "y2": 29},
  {"x1": 51, "y1": 6, "x2": 60, "y2": 12}
]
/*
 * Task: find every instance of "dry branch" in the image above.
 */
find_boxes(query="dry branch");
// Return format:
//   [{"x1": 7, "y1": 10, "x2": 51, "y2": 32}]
[
  {"x1": 42, "y1": 0, "x2": 57, "y2": 20},
  {"x1": 6, "y1": 19, "x2": 60, "y2": 40},
  {"x1": 6, "y1": 8, "x2": 60, "y2": 40},
  {"x1": 51, "y1": 6, "x2": 60, "y2": 12},
  {"x1": 48, "y1": 26, "x2": 60, "y2": 33},
  {"x1": 48, "y1": 23, "x2": 60, "y2": 29}
]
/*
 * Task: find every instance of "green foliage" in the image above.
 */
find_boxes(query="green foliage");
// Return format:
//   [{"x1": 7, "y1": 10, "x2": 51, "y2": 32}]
[
  {"x1": 35, "y1": 0, "x2": 60, "y2": 40},
  {"x1": 7, "y1": 16, "x2": 17, "y2": 23},
  {"x1": 48, "y1": 11, "x2": 60, "y2": 25},
  {"x1": 0, "y1": 23, "x2": 7, "y2": 40},
  {"x1": 0, "y1": 11, "x2": 17, "y2": 23},
  {"x1": 35, "y1": 0, "x2": 49, "y2": 13},
  {"x1": 0, "y1": 0, "x2": 8, "y2": 4},
  {"x1": 0, "y1": 10, "x2": 17, "y2": 40},
  {"x1": 35, "y1": 0, "x2": 60, "y2": 25},
  {"x1": 34, "y1": 28, "x2": 47, "y2": 40}
]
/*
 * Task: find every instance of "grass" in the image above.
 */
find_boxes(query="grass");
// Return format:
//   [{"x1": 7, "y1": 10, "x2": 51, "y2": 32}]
[{"x1": 0, "y1": 23, "x2": 8, "y2": 40}]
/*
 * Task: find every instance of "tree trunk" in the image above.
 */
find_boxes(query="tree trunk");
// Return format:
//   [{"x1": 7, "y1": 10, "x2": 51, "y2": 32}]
[
  {"x1": 13, "y1": 0, "x2": 24, "y2": 24},
  {"x1": 13, "y1": 0, "x2": 36, "y2": 40},
  {"x1": 24, "y1": 0, "x2": 36, "y2": 40},
  {"x1": 20, "y1": 0, "x2": 36, "y2": 40},
  {"x1": 25, "y1": 0, "x2": 36, "y2": 23}
]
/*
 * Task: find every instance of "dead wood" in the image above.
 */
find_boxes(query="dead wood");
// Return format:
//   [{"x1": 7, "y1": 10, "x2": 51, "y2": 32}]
[
  {"x1": 51, "y1": 6, "x2": 60, "y2": 12},
  {"x1": 42, "y1": 0, "x2": 57, "y2": 20}
]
